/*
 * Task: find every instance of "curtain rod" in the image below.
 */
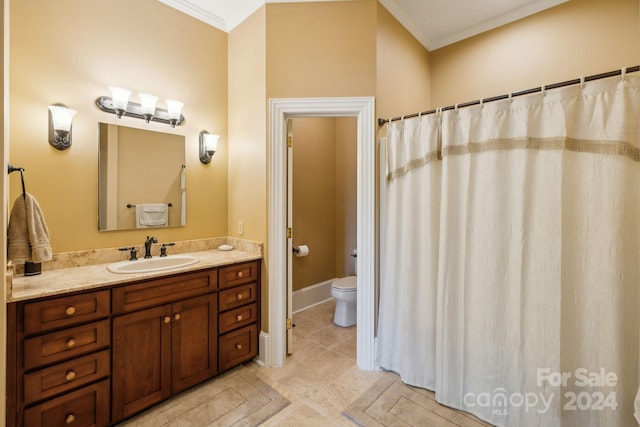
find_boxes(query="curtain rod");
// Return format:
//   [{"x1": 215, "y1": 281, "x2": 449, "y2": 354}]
[{"x1": 378, "y1": 65, "x2": 640, "y2": 127}]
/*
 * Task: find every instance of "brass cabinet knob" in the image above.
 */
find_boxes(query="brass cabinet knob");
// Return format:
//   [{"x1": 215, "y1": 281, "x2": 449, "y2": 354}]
[
  {"x1": 235, "y1": 344, "x2": 242, "y2": 350},
  {"x1": 237, "y1": 293, "x2": 243, "y2": 300},
  {"x1": 65, "y1": 306, "x2": 76, "y2": 316},
  {"x1": 237, "y1": 271, "x2": 244, "y2": 278},
  {"x1": 66, "y1": 338, "x2": 76, "y2": 348},
  {"x1": 65, "y1": 414, "x2": 75, "y2": 424},
  {"x1": 236, "y1": 315, "x2": 243, "y2": 321},
  {"x1": 163, "y1": 316, "x2": 171, "y2": 324},
  {"x1": 174, "y1": 313, "x2": 181, "y2": 321},
  {"x1": 65, "y1": 370, "x2": 77, "y2": 381}
]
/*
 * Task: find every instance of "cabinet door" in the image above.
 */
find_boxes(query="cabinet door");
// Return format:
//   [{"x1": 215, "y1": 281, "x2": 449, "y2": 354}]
[
  {"x1": 171, "y1": 294, "x2": 218, "y2": 394},
  {"x1": 112, "y1": 305, "x2": 171, "y2": 423}
]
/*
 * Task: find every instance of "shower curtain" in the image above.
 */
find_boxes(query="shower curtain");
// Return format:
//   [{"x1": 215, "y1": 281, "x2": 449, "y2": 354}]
[
  {"x1": 378, "y1": 112, "x2": 441, "y2": 389},
  {"x1": 378, "y1": 74, "x2": 640, "y2": 427}
]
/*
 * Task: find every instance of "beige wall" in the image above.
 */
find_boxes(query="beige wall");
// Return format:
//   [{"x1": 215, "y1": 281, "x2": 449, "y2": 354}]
[
  {"x1": 291, "y1": 117, "x2": 357, "y2": 291},
  {"x1": 9, "y1": 0, "x2": 229, "y2": 253},
  {"x1": 228, "y1": 7, "x2": 268, "y2": 327},
  {"x1": 266, "y1": 0, "x2": 378, "y2": 99},
  {"x1": 292, "y1": 118, "x2": 337, "y2": 291},
  {"x1": 228, "y1": 7, "x2": 267, "y2": 243},
  {"x1": 430, "y1": 0, "x2": 640, "y2": 108},
  {"x1": 335, "y1": 117, "x2": 357, "y2": 277},
  {"x1": 376, "y1": 3, "x2": 431, "y2": 122}
]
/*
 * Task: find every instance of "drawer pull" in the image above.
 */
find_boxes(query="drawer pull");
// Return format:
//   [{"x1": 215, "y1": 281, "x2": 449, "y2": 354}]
[
  {"x1": 236, "y1": 315, "x2": 243, "y2": 321},
  {"x1": 163, "y1": 316, "x2": 171, "y2": 324},
  {"x1": 65, "y1": 306, "x2": 76, "y2": 316},
  {"x1": 237, "y1": 293, "x2": 243, "y2": 300},
  {"x1": 65, "y1": 370, "x2": 77, "y2": 381},
  {"x1": 65, "y1": 414, "x2": 76, "y2": 424},
  {"x1": 66, "y1": 338, "x2": 76, "y2": 348},
  {"x1": 237, "y1": 271, "x2": 244, "y2": 278},
  {"x1": 174, "y1": 313, "x2": 181, "y2": 321},
  {"x1": 235, "y1": 343, "x2": 243, "y2": 350}
]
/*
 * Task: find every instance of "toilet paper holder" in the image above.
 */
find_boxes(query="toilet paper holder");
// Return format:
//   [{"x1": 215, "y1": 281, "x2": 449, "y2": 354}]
[{"x1": 292, "y1": 245, "x2": 310, "y2": 257}]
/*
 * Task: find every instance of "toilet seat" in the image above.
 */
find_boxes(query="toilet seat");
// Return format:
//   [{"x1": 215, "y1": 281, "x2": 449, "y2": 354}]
[{"x1": 332, "y1": 276, "x2": 356, "y2": 291}]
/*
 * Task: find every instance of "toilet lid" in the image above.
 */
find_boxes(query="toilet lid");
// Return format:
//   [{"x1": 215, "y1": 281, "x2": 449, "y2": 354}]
[{"x1": 332, "y1": 276, "x2": 357, "y2": 290}]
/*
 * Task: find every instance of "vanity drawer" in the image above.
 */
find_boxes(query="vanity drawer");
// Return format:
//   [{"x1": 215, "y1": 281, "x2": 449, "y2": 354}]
[
  {"x1": 24, "y1": 379, "x2": 109, "y2": 427},
  {"x1": 219, "y1": 261, "x2": 259, "y2": 289},
  {"x1": 24, "y1": 320, "x2": 110, "y2": 370},
  {"x1": 24, "y1": 291, "x2": 110, "y2": 335},
  {"x1": 24, "y1": 350, "x2": 110, "y2": 405},
  {"x1": 219, "y1": 303, "x2": 258, "y2": 334},
  {"x1": 219, "y1": 283, "x2": 257, "y2": 311},
  {"x1": 112, "y1": 269, "x2": 217, "y2": 314},
  {"x1": 219, "y1": 325, "x2": 257, "y2": 372}
]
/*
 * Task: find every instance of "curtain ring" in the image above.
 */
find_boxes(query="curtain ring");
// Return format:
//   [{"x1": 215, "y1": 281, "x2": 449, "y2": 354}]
[
  {"x1": 541, "y1": 85, "x2": 547, "y2": 97},
  {"x1": 621, "y1": 67, "x2": 627, "y2": 81},
  {"x1": 580, "y1": 76, "x2": 586, "y2": 88},
  {"x1": 508, "y1": 93, "x2": 513, "y2": 102},
  {"x1": 454, "y1": 103, "x2": 459, "y2": 112}
]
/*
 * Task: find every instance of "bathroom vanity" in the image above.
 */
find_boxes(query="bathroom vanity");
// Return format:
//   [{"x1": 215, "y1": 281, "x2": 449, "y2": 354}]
[{"x1": 5, "y1": 251, "x2": 261, "y2": 426}]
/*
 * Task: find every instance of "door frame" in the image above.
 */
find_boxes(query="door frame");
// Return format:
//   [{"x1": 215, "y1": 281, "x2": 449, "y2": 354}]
[{"x1": 267, "y1": 97, "x2": 377, "y2": 371}]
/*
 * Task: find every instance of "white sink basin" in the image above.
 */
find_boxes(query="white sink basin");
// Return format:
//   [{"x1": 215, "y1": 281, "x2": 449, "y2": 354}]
[{"x1": 107, "y1": 255, "x2": 200, "y2": 274}]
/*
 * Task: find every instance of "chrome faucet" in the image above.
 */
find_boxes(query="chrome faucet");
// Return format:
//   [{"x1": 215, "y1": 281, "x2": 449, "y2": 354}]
[{"x1": 144, "y1": 236, "x2": 157, "y2": 259}]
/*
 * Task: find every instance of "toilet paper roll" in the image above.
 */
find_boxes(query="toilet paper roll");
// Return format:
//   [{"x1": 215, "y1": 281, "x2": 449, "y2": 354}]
[{"x1": 294, "y1": 245, "x2": 309, "y2": 257}]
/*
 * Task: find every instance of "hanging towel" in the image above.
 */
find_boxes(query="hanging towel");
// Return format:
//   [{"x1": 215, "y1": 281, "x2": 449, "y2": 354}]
[
  {"x1": 180, "y1": 166, "x2": 186, "y2": 225},
  {"x1": 7, "y1": 193, "x2": 52, "y2": 263},
  {"x1": 136, "y1": 203, "x2": 168, "y2": 228}
]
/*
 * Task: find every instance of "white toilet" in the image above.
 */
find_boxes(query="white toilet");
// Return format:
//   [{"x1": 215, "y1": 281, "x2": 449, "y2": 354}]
[{"x1": 331, "y1": 250, "x2": 357, "y2": 327}]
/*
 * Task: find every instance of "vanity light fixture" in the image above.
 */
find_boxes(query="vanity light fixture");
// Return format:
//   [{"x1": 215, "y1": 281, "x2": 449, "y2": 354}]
[
  {"x1": 166, "y1": 100, "x2": 184, "y2": 128},
  {"x1": 199, "y1": 131, "x2": 219, "y2": 164},
  {"x1": 95, "y1": 87, "x2": 185, "y2": 127},
  {"x1": 109, "y1": 86, "x2": 132, "y2": 118},
  {"x1": 138, "y1": 93, "x2": 158, "y2": 123},
  {"x1": 48, "y1": 104, "x2": 77, "y2": 150}
]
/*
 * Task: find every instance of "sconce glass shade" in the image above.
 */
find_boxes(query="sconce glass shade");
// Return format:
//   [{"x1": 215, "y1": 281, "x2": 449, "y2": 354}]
[
  {"x1": 109, "y1": 86, "x2": 132, "y2": 117},
  {"x1": 166, "y1": 99, "x2": 184, "y2": 127},
  {"x1": 199, "y1": 131, "x2": 219, "y2": 164},
  {"x1": 48, "y1": 105, "x2": 77, "y2": 150},
  {"x1": 138, "y1": 93, "x2": 158, "y2": 122}
]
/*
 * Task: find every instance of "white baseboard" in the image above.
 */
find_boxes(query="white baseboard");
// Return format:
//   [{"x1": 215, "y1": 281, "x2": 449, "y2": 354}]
[
  {"x1": 256, "y1": 331, "x2": 269, "y2": 366},
  {"x1": 293, "y1": 279, "x2": 336, "y2": 313}
]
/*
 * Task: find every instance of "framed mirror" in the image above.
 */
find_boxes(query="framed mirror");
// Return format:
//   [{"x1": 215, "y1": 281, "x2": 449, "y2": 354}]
[{"x1": 98, "y1": 123, "x2": 186, "y2": 231}]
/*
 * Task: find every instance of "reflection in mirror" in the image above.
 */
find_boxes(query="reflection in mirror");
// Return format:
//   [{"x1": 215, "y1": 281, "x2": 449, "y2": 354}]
[{"x1": 98, "y1": 123, "x2": 186, "y2": 231}]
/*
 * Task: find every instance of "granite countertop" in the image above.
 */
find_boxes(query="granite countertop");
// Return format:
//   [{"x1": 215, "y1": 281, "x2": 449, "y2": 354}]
[{"x1": 9, "y1": 245, "x2": 262, "y2": 303}]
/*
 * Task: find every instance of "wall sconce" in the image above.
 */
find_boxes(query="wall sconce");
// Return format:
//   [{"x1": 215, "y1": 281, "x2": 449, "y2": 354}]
[
  {"x1": 96, "y1": 87, "x2": 185, "y2": 127},
  {"x1": 199, "y1": 131, "x2": 219, "y2": 164},
  {"x1": 48, "y1": 104, "x2": 77, "y2": 150}
]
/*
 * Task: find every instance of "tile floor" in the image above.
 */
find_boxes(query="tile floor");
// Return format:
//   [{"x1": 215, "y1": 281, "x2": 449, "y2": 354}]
[
  {"x1": 250, "y1": 299, "x2": 493, "y2": 426},
  {"x1": 119, "y1": 299, "x2": 493, "y2": 426},
  {"x1": 250, "y1": 299, "x2": 378, "y2": 426}
]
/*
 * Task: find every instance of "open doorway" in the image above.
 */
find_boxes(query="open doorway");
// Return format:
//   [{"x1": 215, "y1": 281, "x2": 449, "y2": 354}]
[
  {"x1": 267, "y1": 97, "x2": 376, "y2": 371},
  {"x1": 287, "y1": 117, "x2": 358, "y2": 354}
]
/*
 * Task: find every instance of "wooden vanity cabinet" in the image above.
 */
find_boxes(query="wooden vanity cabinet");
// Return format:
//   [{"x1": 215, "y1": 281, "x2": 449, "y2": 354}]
[
  {"x1": 111, "y1": 269, "x2": 218, "y2": 423},
  {"x1": 218, "y1": 261, "x2": 261, "y2": 372},
  {"x1": 7, "y1": 259, "x2": 261, "y2": 427},
  {"x1": 7, "y1": 290, "x2": 111, "y2": 427}
]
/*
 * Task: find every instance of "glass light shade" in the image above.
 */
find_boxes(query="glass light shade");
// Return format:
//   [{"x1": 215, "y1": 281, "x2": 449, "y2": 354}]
[
  {"x1": 165, "y1": 99, "x2": 184, "y2": 120},
  {"x1": 48, "y1": 105, "x2": 77, "y2": 131},
  {"x1": 203, "y1": 133, "x2": 219, "y2": 153},
  {"x1": 138, "y1": 93, "x2": 158, "y2": 115},
  {"x1": 109, "y1": 86, "x2": 132, "y2": 110}
]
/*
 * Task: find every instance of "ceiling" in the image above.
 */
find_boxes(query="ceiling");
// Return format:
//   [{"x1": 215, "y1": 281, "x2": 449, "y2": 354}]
[{"x1": 158, "y1": 0, "x2": 569, "y2": 51}]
